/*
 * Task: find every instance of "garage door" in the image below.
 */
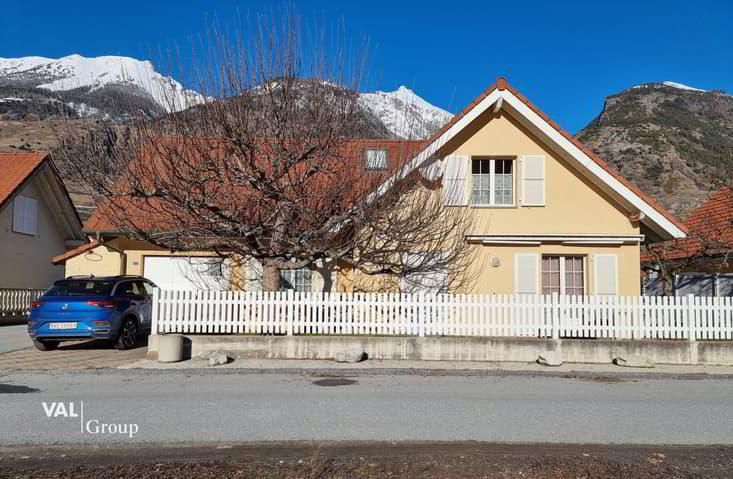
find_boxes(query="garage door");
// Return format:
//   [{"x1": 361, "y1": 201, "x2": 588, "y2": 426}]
[{"x1": 143, "y1": 256, "x2": 230, "y2": 290}]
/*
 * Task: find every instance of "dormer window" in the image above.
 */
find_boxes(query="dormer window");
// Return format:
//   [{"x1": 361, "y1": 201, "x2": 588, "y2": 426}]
[{"x1": 364, "y1": 148, "x2": 388, "y2": 170}]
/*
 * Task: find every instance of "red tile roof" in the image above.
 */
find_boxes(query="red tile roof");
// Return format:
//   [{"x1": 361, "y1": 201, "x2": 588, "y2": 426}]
[
  {"x1": 84, "y1": 138, "x2": 426, "y2": 233},
  {"x1": 684, "y1": 187, "x2": 733, "y2": 232},
  {"x1": 0, "y1": 151, "x2": 49, "y2": 210},
  {"x1": 642, "y1": 188, "x2": 733, "y2": 264}
]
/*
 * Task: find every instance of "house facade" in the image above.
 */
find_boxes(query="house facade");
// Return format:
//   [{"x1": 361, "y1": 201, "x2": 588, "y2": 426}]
[
  {"x1": 56, "y1": 79, "x2": 686, "y2": 295},
  {"x1": 0, "y1": 152, "x2": 84, "y2": 289}
]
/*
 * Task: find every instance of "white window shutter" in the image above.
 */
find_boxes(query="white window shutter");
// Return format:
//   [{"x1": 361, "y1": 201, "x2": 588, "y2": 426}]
[
  {"x1": 25, "y1": 197, "x2": 38, "y2": 235},
  {"x1": 12, "y1": 197, "x2": 24, "y2": 233},
  {"x1": 514, "y1": 253, "x2": 539, "y2": 294},
  {"x1": 521, "y1": 155, "x2": 545, "y2": 206},
  {"x1": 594, "y1": 254, "x2": 618, "y2": 295},
  {"x1": 12, "y1": 195, "x2": 37, "y2": 235},
  {"x1": 442, "y1": 155, "x2": 469, "y2": 206}
]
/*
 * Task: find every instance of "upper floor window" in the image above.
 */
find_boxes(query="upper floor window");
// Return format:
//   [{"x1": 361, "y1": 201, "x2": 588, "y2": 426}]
[
  {"x1": 12, "y1": 195, "x2": 38, "y2": 235},
  {"x1": 471, "y1": 158, "x2": 514, "y2": 206},
  {"x1": 364, "y1": 148, "x2": 388, "y2": 170}
]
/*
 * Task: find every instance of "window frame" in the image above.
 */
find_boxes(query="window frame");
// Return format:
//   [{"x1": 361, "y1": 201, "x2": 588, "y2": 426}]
[
  {"x1": 470, "y1": 157, "x2": 516, "y2": 208},
  {"x1": 541, "y1": 255, "x2": 586, "y2": 296},
  {"x1": 364, "y1": 148, "x2": 389, "y2": 171},
  {"x1": 279, "y1": 268, "x2": 313, "y2": 292}
]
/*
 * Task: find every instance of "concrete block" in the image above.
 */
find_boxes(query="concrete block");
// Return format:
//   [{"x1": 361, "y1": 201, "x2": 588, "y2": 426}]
[
  {"x1": 334, "y1": 348, "x2": 367, "y2": 363},
  {"x1": 537, "y1": 351, "x2": 563, "y2": 367},
  {"x1": 209, "y1": 351, "x2": 233, "y2": 366},
  {"x1": 613, "y1": 354, "x2": 655, "y2": 368},
  {"x1": 157, "y1": 334, "x2": 184, "y2": 363}
]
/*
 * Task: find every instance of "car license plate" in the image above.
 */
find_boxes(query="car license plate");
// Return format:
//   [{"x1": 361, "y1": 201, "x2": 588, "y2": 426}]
[{"x1": 49, "y1": 322, "x2": 77, "y2": 330}]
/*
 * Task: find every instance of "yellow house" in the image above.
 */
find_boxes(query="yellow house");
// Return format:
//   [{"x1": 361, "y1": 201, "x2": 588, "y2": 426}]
[
  {"x1": 55, "y1": 78, "x2": 687, "y2": 295},
  {"x1": 0, "y1": 152, "x2": 84, "y2": 289}
]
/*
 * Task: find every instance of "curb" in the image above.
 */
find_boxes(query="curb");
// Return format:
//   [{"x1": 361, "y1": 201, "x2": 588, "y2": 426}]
[
  {"x1": 2, "y1": 365, "x2": 732, "y2": 380},
  {"x1": 133, "y1": 366, "x2": 733, "y2": 380}
]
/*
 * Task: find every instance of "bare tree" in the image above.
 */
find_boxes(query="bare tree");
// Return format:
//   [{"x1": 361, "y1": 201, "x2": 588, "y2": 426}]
[
  {"x1": 54, "y1": 10, "x2": 478, "y2": 292},
  {"x1": 644, "y1": 212, "x2": 733, "y2": 295}
]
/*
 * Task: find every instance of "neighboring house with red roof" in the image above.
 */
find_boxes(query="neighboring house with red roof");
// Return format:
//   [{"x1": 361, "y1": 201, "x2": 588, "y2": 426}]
[
  {"x1": 55, "y1": 78, "x2": 686, "y2": 295},
  {"x1": 642, "y1": 187, "x2": 733, "y2": 296},
  {"x1": 0, "y1": 152, "x2": 84, "y2": 289}
]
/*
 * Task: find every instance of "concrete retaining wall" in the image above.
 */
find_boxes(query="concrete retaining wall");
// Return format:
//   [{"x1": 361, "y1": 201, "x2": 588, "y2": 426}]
[{"x1": 147, "y1": 334, "x2": 733, "y2": 366}]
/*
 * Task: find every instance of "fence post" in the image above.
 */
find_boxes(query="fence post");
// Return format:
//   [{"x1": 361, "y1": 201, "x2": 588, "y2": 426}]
[
  {"x1": 151, "y1": 287, "x2": 160, "y2": 335},
  {"x1": 687, "y1": 294, "x2": 696, "y2": 342},
  {"x1": 417, "y1": 291, "x2": 425, "y2": 337},
  {"x1": 286, "y1": 288, "x2": 294, "y2": 336},
  {"x1": 551, "y1": 292, "x2": 559, "y2": 339}
]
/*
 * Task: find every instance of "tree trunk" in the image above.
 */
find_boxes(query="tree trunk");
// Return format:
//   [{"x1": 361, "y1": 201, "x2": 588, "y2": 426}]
[
  {"x1": 262, "y1": 260, "x2": 281, "y2": 291},
  {"x1": 661, "y1": 270, "x2": 675, "y2": 297}
]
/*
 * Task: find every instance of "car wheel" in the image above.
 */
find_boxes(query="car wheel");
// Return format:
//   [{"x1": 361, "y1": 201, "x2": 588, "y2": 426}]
[
  {"x1": 114, "y1": 318, "x2": 138, "y2": 350},
  {"x1": 33, "y1": 339, "x2": 59, "y2": 351}
]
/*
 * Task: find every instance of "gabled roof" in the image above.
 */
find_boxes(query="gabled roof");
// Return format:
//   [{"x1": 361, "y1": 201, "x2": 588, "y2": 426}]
[
  {"x1": 0, "y1": 151, "x2": 49, "y2": 209},
  {"x1": 0, "y1": 150, "x2": 84, "y2": 240},
  {"x1": 83, "y1": 78, "x2": 686, "y2": 241},
  {"x1": 685, "y1": 187, "x2": 733, "y2": 233},
  {"x1": 373, "y1": 78, "x2": 687, "y2": 240}
]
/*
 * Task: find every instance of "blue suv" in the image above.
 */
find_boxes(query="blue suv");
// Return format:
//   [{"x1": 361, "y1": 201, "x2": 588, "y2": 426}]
[{"x1": 28, "y1": 276, "x2": 156, "y2": 351}]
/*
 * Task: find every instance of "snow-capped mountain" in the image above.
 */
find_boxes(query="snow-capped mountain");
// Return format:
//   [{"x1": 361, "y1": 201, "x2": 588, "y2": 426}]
[
  {"x1": 661, "y1": 81, "x2": 706, "y2": 92},
  {"x1": 0, "y1": 54, "x2": 452, "y2": 138},
  {"x1": 359, "y1": 86, "x2": 452, "y2": 139},
  {"x1": 632, "y1": 81, "x2": 708, "y2": 93},
  {"x1": 0, "y1": 54, "x2": 203, "y2": 115}
]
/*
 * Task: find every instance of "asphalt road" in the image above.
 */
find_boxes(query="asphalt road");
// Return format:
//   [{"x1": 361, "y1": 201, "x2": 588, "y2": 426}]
[
  {"x1": 0, "y1": 325, "x2": 31, "y2": 354},
  {"x1": 1, "y1": 370, "x2": 732, "y2": 445}
]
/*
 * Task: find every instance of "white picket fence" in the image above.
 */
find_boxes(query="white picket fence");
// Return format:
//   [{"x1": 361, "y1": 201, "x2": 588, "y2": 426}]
[
  {"x1": 0, "y1": 288, "x2": 46, "y2": 318},
  {"x1": 152, "y1": 289, "x2": 733, "y2": 341}
]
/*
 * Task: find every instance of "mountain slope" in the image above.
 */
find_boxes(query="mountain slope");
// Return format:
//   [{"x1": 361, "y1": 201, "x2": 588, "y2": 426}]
[
  {"x1": 0, "y1": 55, "x2": 453, "y2": 218},
  {"x1": 578, "y1": 82, "x2": 733, "y2": 215},
  {"x1": 0, "y1": 55, "x2": 452, "y2": 140},
  {"x1": 359, "y1": 86, "x2": 452, "y2": 139},
  {"x1": 0, "y1": 54, "x2": 204, "y2": 119}
]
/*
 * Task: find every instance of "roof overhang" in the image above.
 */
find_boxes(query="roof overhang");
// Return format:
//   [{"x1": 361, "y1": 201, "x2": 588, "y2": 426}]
[
  {"x1": 34, "y1": 162, "x2": 85, "y2": 241},
  {"x1": 370, "y1": 81, "x2": 687, "y2": 241},
  {"x1": 498, "y1": 89, "x2": 686, "y2": 240}
]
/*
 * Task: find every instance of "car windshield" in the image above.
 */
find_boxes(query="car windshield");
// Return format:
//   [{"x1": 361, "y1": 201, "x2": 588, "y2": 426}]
[{"x1": 46, "y1": 280, "x2": 116, "y2": 297}]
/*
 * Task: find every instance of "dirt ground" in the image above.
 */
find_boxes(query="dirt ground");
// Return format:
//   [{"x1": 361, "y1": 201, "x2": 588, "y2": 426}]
[{"x1": 1, "y1": 442, "x2": 732, "y2": 479}]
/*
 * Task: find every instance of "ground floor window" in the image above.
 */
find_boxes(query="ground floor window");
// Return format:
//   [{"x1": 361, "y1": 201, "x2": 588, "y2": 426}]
[
  {"x1": 280, "y1": 268, "x2": 312, "y2": 292},
  {"x1": 542, "y1": 255, "x2": 585, "y2": 296}
]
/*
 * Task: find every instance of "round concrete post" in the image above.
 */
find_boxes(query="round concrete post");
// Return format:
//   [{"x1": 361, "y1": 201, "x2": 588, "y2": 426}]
[{"x1": 157, "y1": 334, "x2": 184, "y2": 363}]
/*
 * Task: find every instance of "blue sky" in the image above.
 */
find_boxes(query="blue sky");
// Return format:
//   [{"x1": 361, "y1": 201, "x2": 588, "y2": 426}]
[{"x1": 1, "y1": 0, "x2": 731, "y2": 132}]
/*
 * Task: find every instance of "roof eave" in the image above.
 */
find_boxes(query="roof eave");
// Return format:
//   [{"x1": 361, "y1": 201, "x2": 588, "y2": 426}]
[{"x1": 371, "y1": 80, "x2": 687, "y2": 241}]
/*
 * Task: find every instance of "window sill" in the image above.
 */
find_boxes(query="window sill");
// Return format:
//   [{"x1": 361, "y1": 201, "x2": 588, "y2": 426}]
[
  {"x1": 471, "y1": 204, "x2": 516, "y2": 209},
  {"x1": 12, "y1": 230, "x2": 37, "y2": 237}
]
